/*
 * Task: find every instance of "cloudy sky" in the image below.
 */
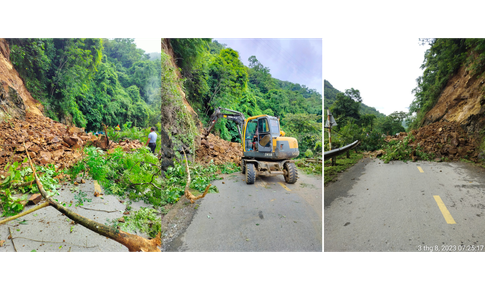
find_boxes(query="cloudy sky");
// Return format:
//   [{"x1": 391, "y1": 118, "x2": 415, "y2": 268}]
[
  {"x1": 215, "y1": 38, "x2": 322, "y2": 94},
  {"x1": 324, "y1": 38, "x2": 430, "y2": 116},
  {"x1": 134, "y1": 38, "x2": 161, "y2": 54}
]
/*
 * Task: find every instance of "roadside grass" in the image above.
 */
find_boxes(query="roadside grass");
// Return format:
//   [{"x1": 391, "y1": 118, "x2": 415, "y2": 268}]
[
  {"x1": 295, "y1": 159, "x2": 322, "y2": 175},
  {"x1": 324, "y1": 151, "x2": 363, "y2": 185}
]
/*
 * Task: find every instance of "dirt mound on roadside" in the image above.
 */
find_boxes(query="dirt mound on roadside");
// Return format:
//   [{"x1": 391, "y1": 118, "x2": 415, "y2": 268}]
[
  {"x1": 382, "y1": 121, "x2": 479, "y2": 162},
  {"x1": 195, "y1": 133, "x2": 243, "y2": 166},
  {"x1": 0, "y1": 112, "x2": 95, "y2": 172},
  {"x1": 110, "y1": 139, "x2": 145, "y2": 152},
  {"x1": 410, "y1": 121, "x2": 478, "y2": 161},
  {"x1": 0, "y1": 112, "x2": 148, "y2": 176}
]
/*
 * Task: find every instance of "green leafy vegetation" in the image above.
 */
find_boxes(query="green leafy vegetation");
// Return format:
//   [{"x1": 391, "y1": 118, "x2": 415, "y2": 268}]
[
  {"x1": 67, "y1": 146, "x2": 162, "y2": 206},
  {"x1": 379, "y1": 135, "x2": 437, "y2": 164},
  {"x1": 73, "y1": 191, "x2": 92, "y2": 207},
  {"x1": 160, "y1": 160, "x2": 239, "y2": 204},
  {"x1": 324, "y1": 80, "x2": 405, "y2": 154},
  {"x1": 7, "y1": 38, "x2": 161, "y2": 132},
  {"x1": 119, "y1": 207, "x2": 161, "y2": 238},
  {"x1": 0, "y1": 159, "x2": 61, "y2": 216},
  {"x1": 295, "y1": 159, "x2": 322, "y2": 175},
  {"x1": 408, "y1": 38, "x2": 485, "y2": 129},
  {"x1": 324, "y1": 151, "x2": 363, "y2": 185},
  {"x1": 169, "y1": 38, "x2": 322, "y2": 157}
]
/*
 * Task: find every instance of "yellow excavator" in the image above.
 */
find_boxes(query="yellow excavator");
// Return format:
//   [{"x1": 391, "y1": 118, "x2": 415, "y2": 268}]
[{"x1": 205, "y1": 107, "x2": 299, "y2": 184}]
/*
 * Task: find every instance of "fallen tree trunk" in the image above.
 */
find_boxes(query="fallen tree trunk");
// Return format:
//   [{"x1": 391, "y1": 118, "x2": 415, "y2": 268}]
[
  {"x1": 183, "y1": 150, "x2": 210, "y2": 203},
  {"x1": 22, "y1": 143, "x2": 161, "y2": 252}
]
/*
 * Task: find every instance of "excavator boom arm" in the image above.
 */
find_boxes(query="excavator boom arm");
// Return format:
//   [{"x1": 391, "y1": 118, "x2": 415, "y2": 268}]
[{"x1": 205, "y1": 107, "x2": 246, "y2": 141}]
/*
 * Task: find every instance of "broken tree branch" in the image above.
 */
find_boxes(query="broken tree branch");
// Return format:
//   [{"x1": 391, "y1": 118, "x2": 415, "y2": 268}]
[
  {"x1": 0, "y1": 202, "x2": 50, "y2": 225},
  {"x1": 23, "y1": 142, "x2": 161, "y2": 252},
  {"x1": 8, "y1": 227, "x2": 17, "y2": 252},
  {"x1": 129, "y1": 167, "x2": 162, "y2": 190},
  {"x1": 183, "y1": 150, "x2": 211, "y2": 203}
]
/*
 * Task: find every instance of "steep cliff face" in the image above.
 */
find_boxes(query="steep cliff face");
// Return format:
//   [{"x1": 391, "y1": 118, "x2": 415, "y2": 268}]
[
  {"x1": 423, "y1": 65, "x2": 485, "y2": 135},
  {"x1": 160, "y1": 39, "x2": 202, "y2": 171},
  {"x1": 0, "y1": 38, "x2": 44, "y2": 122}
]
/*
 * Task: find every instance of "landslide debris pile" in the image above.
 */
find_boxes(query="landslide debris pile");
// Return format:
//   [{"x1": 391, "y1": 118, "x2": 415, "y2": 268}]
[
  {"x1": 384, "y1": 121, "x2": 478, "y2": 162},
  {"x1": 196, "y1": 133, "x2": 243, "y2": 166},
  {"x1": 0, "y1": 112, "x2": 146, "y2": 175}
]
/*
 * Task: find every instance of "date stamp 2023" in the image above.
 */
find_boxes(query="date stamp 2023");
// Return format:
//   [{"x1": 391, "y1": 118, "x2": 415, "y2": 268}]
[{"x1": 418, "y1": 244, "x2": 485, "y2": 252}]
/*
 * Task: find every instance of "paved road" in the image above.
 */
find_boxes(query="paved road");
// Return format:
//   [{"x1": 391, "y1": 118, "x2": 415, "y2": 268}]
[
  {"x1": 166, "y1": 171, "x2": 322, "y2": 252},
  {"x1": 325, "y1": 158, "x2": 485, "y2": 252},
  {"x1": 0, "y1": 179, "x2": 154, "y2": 252}
]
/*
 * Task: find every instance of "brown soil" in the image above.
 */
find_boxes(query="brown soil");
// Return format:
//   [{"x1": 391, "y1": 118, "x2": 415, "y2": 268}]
[
  {"x1": 423, "y1": 64, "x2": 485, "y2": 134},
  {"x1": 381, "y1": 121, "x2": 479, "y2": 162},
  {"x1": 195, "y1": 133, "x2": 243, "y2": 166},
  {"x1": 0, "y1": 111, "x2": 147, "y2": 176},
  {"x1": 0, "y1": 39, "x2": 43, "y2": 121}
]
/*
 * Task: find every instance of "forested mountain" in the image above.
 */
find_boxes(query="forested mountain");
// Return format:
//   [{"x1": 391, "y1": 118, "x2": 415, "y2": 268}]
[
  {"x1": 323, "y1": 79, "x2": 406, "y2": 151},
  {"x1": 167, "y1": 38, "x2": 322, "y2": 156},
  {"x1": 324, "y1": 80, "x2": 385, "y2": 118},
  {"x1": 6, "y1": 38, "x2": 161, "y2": 132}
]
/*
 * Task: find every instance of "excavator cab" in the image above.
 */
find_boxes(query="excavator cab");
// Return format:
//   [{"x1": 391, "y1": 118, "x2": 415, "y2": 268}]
[{"x1": 245, "y1": 116, "x2": 277, "y2": 153}]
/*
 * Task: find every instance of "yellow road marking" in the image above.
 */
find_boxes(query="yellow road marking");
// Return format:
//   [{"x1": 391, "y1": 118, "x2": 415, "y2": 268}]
[
  {"x1": 278, "y1": 182, "x2": 291, "y2": 191},
  {"x1": 417, "y1": 166, "x2": 424, "y2": 173},
  {"x1": 433, "y1": 195, "x2": 456, "y2": 224},
  {"x1": 94, "y1": 180, "x2": 103, "y2": 194}
]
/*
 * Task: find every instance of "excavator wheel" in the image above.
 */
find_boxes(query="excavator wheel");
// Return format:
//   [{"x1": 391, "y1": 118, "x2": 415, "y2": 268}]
[
  {"x1": 284, "y1": 162, "x2": 298, "y2": 184},
  {"x1": 246, "y1": 163, "x2": 256, "y2": 184},
  {"x1": 241, "y1": 160, "x2": 246, "y2": 174}
]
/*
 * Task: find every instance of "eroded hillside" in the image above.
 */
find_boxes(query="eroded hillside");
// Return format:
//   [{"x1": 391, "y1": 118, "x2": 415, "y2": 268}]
[
  {"x1": 423, "y1": 65, "x2": 485, "y2": 135},
  {"x1": 160, "y1": 39, "x2": 201, "y2": 171},
  {"x1": 0, "y1": 38, "x2": 43, "y2": 122}
]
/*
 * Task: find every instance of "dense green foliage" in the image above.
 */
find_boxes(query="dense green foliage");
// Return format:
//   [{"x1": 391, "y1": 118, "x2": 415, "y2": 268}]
[
  {"x1": 171, "y1": 39, "x2": 323, "y2": 156},
  {"x1": 380, "y1": 135, "x2": 436, "y2": 164},
  {"x1": 324, "y1": 151, "x2": 363, "y2": 184},
  {"x1": 8, "y1": 38, "x2": 161, "y2": 132},
  {"x1": 324, "y1": 80, "x2": 405, "y2": 152},
  {"x1": 1, "y1": 160, "x2": 61, "y2": 216},
  {"x1": 67, "y1": 146, "x2": 162, "y2": 206},
  {"x1": 409, "y1": 38, "x2": 485, "y2": 129},
  {"x1": 160, "y1": 160, "x2": 240, "y2": 204}
]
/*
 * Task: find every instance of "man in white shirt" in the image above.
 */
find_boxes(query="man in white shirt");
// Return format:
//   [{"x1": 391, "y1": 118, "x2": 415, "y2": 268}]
[{"x1": 146, "y1": 127, "x2": 157, "y2": 154}]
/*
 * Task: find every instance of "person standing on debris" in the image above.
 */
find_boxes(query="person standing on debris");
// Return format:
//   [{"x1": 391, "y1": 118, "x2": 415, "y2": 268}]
[{"x1": 146, "y1": 127, "x2": 157, "y2": 154}]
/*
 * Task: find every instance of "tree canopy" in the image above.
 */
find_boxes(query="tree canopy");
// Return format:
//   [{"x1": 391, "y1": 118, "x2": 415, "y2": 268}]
[
  {"x1": 170, "y1": 38, "x2": 323, "y2": 155},
  {"x1": 8, "y1": 38, "x2": 161, "y2": 132}
]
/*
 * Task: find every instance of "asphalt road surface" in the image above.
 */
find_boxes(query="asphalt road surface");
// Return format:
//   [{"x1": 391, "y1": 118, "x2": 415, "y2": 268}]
[
  {"x1": 325, "y1": 158, "x2": 485, "y2": 252},
  {"x1": 0, "y1": 179, "x2": 155, "y2": 252},
  {"x1": 166, "y1": 170, "x2": 322, "y2": 252}
]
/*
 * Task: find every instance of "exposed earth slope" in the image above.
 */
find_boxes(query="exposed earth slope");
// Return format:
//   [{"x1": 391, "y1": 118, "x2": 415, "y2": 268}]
[
  {"x1": 423, "y1": 65, "x2": 485, "y2": 135},
  {"x1": 0, "y1": 38, "x2": 43, "y2": 122}
]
